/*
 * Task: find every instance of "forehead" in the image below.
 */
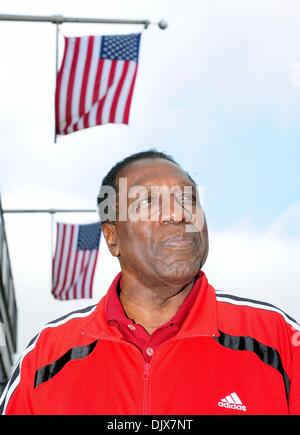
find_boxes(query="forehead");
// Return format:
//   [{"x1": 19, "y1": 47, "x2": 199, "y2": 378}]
[{"x1": 117, "y1": 158, "x2": 194, "y2": 188}]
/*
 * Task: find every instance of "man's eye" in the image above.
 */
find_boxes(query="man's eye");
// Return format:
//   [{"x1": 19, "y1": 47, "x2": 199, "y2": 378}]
[{"x1": 139, "y1": 196, "x2": 152, "y2": 206}]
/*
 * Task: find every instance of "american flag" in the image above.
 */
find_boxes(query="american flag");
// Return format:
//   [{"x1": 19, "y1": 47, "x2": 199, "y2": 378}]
[
  {"x1": 55, "y1": 33, "x2": 141, "y2": 135},
  {"x1": 52, "y1": 222, "x2": 101, "y2": 300}
]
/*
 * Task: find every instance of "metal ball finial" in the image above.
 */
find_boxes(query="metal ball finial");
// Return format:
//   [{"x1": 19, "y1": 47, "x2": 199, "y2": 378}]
[{"x1": 158, "y1": 20, "x2": 168, "y2": 30}]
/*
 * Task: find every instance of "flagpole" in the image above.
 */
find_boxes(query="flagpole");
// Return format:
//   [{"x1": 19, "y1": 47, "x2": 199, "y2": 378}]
[
  {"x1": 2, "y1": 209, "x2": 97, "y2": 214},
  {"x1": 54, "y1": 24, "x2": 59, "y2": 144},
  {"x1": 0, "y1": 14, "x2": 168, "y2": 30}
]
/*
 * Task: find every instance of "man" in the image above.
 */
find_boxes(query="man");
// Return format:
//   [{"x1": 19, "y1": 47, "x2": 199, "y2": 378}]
[{"x1": 1, "y1": 150, "x2": 299, "y2": 414}]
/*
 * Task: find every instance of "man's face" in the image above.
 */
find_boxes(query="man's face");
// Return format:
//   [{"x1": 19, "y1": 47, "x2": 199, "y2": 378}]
[{"x1": 103, "y1": 158, "x2": 208, "y2": 286}]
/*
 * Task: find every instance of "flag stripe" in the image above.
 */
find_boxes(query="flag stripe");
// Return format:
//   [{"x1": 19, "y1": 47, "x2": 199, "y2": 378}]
[
  {"x1": 57, "y1": 225, "x2": 75, "y2": 299},
  {"x1": 70, "y1": 36, "x2": 89, "y2": 133},
  {"x1": 86, "y1": 59, "x2": 106, "y2": 128},
  {"x1": 98, "y1": 59, "x2": 111, "y2": 101},
  {"x1": 65, "y1": 251, "x2": 86, "y2": 301},
  {"x1": 75, "y1": 251, "x2": 85, "y2": 297},
  {"x1": 55, "y1": 37, "x2": 69, "y2": 134},
  {"x1": 67, "y1": 250, "x2": 84, "y2": 301},
  {"x1": 92, "y1": 58, "x2": 105, "y2": 105},
  {"x1": 64, "y1": 228, "x2": 80, "y2": 300},
  {"x1": 55, "y1": 224, "x2": 73, "y2": 299},
  {"x1": 115, "y1": 61, "x2": 137, "y2": 123},
  {"x1": 58, "y1": 38, "x2": 75, "y2": 134},
  {"x1": 52, "y1": 224, "x2": 67, "y2": 297},
  {"x1": 64, "y1": 250, "x2": 79, "y2": 300},
  {"x1": 76, "y1": 250, "x2": 89, "y2": 299},
  {"x1": 82, "y1": 249, "x2": 97, "y2": 298},
  {"x1": 85, "y1": 36, "x2": 101, "y2": 112},
  {"x1": 101, "y1": 61, "x2": 124, "y2": 124},
  {"x1": 64, "y1": 37, "x2": 80, "y2": 134},
  {"x1": 96, "y1": 60, "x2": 115, "y2": 126},
  {"x1": 77, "y1": 36, "x2": 94, "y2": 127},
  {"x1": 123, "y1": 64, "x2": 138, "y2": 124},
  {"x1": 110, "y1": 61, "x2": 129, "y2": 122}
]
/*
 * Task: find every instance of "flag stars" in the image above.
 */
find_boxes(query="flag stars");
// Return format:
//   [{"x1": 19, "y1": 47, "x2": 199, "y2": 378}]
[
  {"x1": 77, "y1": 223, "x2": 101, "y2": 251},
  {"x1": 100, "y1": 33, "x2": 141, "y2": 61}
]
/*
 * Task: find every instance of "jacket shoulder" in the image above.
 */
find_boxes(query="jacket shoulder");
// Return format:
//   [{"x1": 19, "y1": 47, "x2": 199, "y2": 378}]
[
  {"x1": 0, "y1": 304, "x2": 99, "y2": 414},
  {"x1": 215, "y1": 290, "x2": 300, "y2": 330},
  {"x1": 215, "y1": 289, "x2": 300, "y2": 341},
  {"x1": 36, "y1": 304, "x2": 99, "y2": 352}
]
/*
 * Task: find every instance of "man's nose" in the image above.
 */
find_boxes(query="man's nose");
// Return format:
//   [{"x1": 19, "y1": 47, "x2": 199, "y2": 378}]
[{"x1": 161, "y1": 194, "x2": 192, "y2": 224}]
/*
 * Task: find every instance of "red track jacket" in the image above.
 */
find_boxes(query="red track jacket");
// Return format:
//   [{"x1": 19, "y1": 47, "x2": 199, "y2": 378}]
[{"x1": 1, "y1": 272, "x2": 300, "y2": 415}]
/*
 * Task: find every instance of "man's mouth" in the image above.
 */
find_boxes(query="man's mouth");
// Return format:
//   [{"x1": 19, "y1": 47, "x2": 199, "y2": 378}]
[{"x1": 161, "y1": 233, "x2": 195, "y2": 248}]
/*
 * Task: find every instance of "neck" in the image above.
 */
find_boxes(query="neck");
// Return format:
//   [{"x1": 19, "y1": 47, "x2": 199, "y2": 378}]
[{"x1": 119, "y1": 272, "x2": 196, "y2": 334}]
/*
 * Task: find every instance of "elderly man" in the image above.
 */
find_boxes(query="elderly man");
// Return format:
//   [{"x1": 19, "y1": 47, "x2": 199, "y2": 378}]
[{"x1": 1, "y1": 150, "x2": 300, "y2": 415}]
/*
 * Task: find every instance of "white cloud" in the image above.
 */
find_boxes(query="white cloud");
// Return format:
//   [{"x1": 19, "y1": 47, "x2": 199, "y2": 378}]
[{"x1": 265, "y1": 203, "x2": 300, "y2": 238}]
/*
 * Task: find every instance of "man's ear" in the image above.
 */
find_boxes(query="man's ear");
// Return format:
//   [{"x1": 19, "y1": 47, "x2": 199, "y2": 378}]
[{"x1": 101, "y1": 223, "x2": 120, "y2": 257}]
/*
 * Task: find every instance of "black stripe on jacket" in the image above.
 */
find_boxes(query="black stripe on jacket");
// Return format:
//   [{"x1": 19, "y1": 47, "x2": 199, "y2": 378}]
[
  {"x1": 34, "y1": 340, "x2": 98, "y2": 388},
  {"x1": 214, "y1": 331, "x2": 290, "y2": 400}
]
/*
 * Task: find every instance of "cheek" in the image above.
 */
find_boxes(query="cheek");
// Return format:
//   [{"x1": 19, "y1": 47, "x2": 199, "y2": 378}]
[{"x1": 117, "y1": 225, "x2": 153, "y2": 259}]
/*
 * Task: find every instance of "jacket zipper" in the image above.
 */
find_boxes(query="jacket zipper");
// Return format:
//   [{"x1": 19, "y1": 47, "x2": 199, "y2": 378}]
[
  {"x1": 82, "y1": 329, "x2": 154, "y2": 413},
  {"x1": 143, "y1": 362, "x2": 151, "y2": 414}
]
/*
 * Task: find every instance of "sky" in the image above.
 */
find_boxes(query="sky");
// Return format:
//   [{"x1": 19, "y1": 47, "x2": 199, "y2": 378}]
[{"x1": 0, "y1": 0, "x2": 299, "y2": 358}]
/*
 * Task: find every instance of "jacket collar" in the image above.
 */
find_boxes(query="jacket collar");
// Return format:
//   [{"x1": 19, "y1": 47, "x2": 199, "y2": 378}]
[{"x1": 82, "y1": 271, "x2": 219, "y2": 341}]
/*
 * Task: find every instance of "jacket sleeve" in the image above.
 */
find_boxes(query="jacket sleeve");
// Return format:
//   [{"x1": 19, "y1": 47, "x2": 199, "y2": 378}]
[
  {"x1": 288, "y1": 327, "x2": 300, "y2": 414},
  {"x1": 0, "y1": 334, "x2": 39, "y2": 415}
]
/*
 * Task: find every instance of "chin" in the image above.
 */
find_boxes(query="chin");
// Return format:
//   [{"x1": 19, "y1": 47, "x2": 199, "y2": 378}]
[{"x1": 160, "y1": 262, "x2": 200, "y2": 283}]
